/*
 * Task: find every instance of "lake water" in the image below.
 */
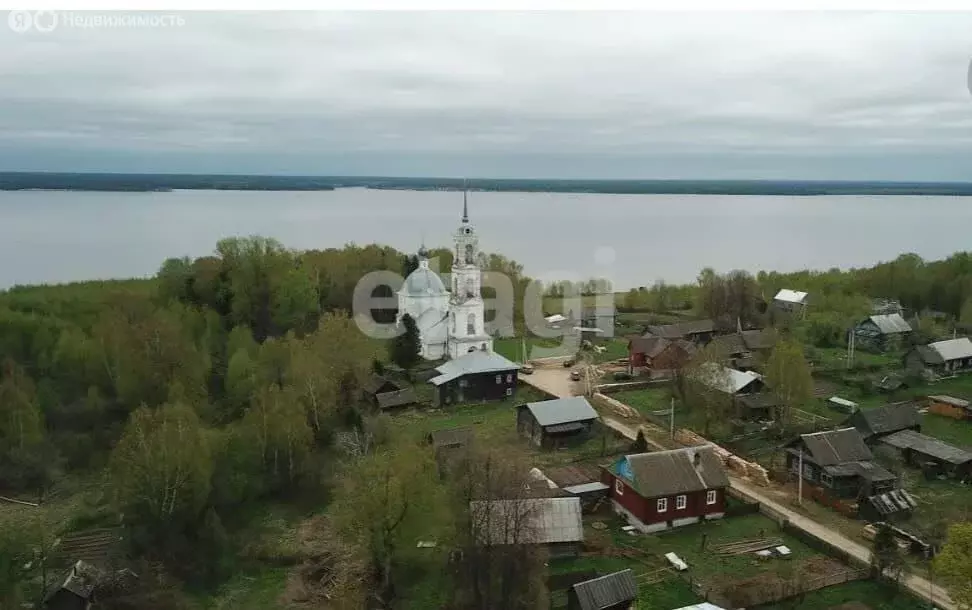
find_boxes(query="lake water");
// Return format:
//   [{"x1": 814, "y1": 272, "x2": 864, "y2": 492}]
[{"x1": 1, "y1": 188, "x2": 970, "y2": 290}]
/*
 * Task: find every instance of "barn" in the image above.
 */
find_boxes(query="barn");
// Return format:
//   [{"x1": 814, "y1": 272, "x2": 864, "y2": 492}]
[{"x1": 517, "y1": 397, "x2": 599, "y2": 449}]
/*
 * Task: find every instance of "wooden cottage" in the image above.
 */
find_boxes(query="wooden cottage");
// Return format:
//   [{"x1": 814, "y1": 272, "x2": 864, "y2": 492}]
[
  {"x1": 709, "y1": 328, "x2": 777, "y2": 371},
  {"x1": 905, "y1": 337, "x2": 972, "y2": 376},
  {"x1": 44, "y1": 561, "x2": 102, "y2": 610},
  {"x1": 879, "y1": 429, "x2": 972, "y2": 481},
  {"x1": 427, "y1": 351, "x2": 520, "y2": 407},
  {"x1": 601, "y1": 446, "x2": 729, "y2": 533},
  {"x1": 773, "y1": 289, "x2": 809, "y2": 315},
  {"x1": 644, "y1": 319, "x2": 717, "y2": 344},
  {"x1": 847, "y1": 401, "x2": 921, "y2": 443},
  {"x1": 786, "y1": 428, "x2": 897, "y2": 501},
  {"x1": 568, "y1": 569, "x2": 638, "y2": 610},
  {"x1": 517, "y1": 396, "x2": 599, "y2": 449},
  {"x1": 362, "y1": 375, "x2": 404, "y2": 406},
  {"x1": 469, "y1": 496, "x2": 584, "y2": 558},
  {"x1": 627, "y1": 336, "x2": 695, "y2": 372},
  {"x1": 852, "y1": 314, "x2": 912, "y2": 351},
  {"x1": 927, "y1": 395, "x2": 971, "y2": 420}
]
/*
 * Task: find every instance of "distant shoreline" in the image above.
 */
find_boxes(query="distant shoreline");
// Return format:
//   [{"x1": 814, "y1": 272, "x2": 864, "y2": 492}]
[{"x1": 3, "y1": 172, "x2": 972, "y2": 196}]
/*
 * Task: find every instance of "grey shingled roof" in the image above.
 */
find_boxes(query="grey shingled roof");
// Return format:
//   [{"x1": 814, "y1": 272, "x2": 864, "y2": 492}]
[
  {"x1": 363, "y1": 374, "x2": 402, "y2": 396},
  {"x1": 741, "y1": 328, "x2": 777, "y2": 350},
  {"x1": 867, "y1": 314, "x2": 912, "y2": 335},
  {"x1": 375, "y1": 387, "x2": 417, "y2": 410},
  {"x1": 928, "y1": 337, "x2": 972, "y2": 362},
  {"x1": 429, "y1": 351, "x2": 520, "y2": 386},
  {"x1": 522, "y1": 396, "x2": 598, "y2": 427},
  {"x1": 622, "y1": 446, "x2": 729, "y2": 498},
  {"x1": 798, "y1": 428, "x2": 873, "y2": 466},
  {"x1": 629, "y1": 336, "x2": 671, "y2": 358},
  {"x1": 880, "y1": 429, "x2": 972, "y2": 465},
  {"x1": 571, "y1": 569, "x2": 638, "y2": 610},
  {"x1": 851, "y1": 402, "x2": 921, "y2": 438},
  {"x1": 646, "y1": 319, "x2": 714, "y2": 340},
  {"x1": 470, "y1": 497, "x2": 583, "y2": 545},
  {"x1": 427, "y1": 427, "x2": 473, "y2": 449}
]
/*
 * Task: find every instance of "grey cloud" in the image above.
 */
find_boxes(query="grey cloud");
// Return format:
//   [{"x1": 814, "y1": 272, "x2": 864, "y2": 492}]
[{"x1": 1, "y1": 11, "x2": 971, "y2": 178}]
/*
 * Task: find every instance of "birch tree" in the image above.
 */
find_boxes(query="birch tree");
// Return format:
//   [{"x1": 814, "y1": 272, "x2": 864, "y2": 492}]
[
  {"x1": 764, "y1": 337, "x2": 814, "y2": 433},
  {"x1": 110, "y1": 401, "x2": 213, "y2": 529},
  {"x1": 242, "y1": 384, "x2": 313, "y2": 488}
]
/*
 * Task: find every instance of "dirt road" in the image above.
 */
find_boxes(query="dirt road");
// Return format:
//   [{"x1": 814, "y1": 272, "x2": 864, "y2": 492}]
[{"x1": 519, "y1": 368, "x2": 956, "y2": 609}]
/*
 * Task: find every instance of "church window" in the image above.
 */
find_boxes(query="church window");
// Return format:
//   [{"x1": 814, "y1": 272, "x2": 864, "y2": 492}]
[
  {"x1": 466, "y1": 277, "x2": 475, "y2": 297},
  {"x1": 451, "y1": 313, "x2": 456, "y2": 333},
  {"x1": 467, "y1": 314, "x2": 475, "y2": 335},
  {"x1": 464, "y1": 244, "x2": 474, "y2": 264}
]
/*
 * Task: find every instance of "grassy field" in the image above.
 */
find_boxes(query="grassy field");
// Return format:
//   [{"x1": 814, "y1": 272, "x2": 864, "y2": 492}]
[{"x1": 756, "y1": 579, "x2": 923, "y2": 610}]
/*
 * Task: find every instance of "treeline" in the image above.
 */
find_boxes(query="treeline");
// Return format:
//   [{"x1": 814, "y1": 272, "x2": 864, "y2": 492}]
[
  {"x1": 622, "y1": 251, "x2": 972, "y2": 346},
  {"x1": 0, "y1": 236, "x2": 542, "y2": 608}
]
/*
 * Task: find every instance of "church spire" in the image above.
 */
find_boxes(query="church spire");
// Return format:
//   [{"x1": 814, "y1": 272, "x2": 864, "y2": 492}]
[{"x1": 462, "y1": 178, "x2": 469, "y2": 223}]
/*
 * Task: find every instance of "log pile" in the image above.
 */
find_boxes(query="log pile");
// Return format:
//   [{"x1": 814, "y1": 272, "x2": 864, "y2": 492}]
[{"x1": 711, "y1": 538, "x2": 784, "y2": 555}]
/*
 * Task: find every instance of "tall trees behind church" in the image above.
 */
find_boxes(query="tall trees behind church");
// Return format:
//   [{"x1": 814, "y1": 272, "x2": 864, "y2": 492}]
[{"x1": 391, "y1": 313, "x2": 422, "y2": 375}]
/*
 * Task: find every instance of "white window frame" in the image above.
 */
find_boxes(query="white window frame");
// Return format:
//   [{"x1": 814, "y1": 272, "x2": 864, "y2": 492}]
[
  {"x1": 495, "y1": 374, "x2": 502, "y2": 384},
  {"x1": 802, "y1": 463, "x2": 814, "y2": 480},
  {"x1": 506, "y1": 373, "x2": 513, "y2": 383},
  {"x1": 505, "y1": 387, "x2": 512, "y2": 396},
  {"x1": 657, "y1": 498, "x2": 668, "y2": 513},
  {"x1": 706, "y1": 490, "x2": 717, "y2": 505},
  {"x1": 820, "y1": 472, "x2": 833, "y2": 487},
  {"x1": 676, "y1": 495, "x2": 687, "y2": 510},
  {"x1": 615, "y1": 479, "x2": 624, "y2": 496}
]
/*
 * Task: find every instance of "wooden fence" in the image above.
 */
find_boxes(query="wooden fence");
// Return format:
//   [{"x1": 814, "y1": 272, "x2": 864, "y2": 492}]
[{"x1": 708, "y1": 564, "x2": 869, "y2": 608}]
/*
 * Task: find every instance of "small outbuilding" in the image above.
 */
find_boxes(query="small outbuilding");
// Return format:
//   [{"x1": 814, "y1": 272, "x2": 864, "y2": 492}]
[
  {"x1": 852, "y1": 314, "x2": 912, "y2": 351},
  {"x1": 927, "y1": 395, "x2": 971, "y2": 420},
  {"x1": 44, "y1": 561, "x2": 102, "y2": 610},
  {"x1": 859, "y1": 489, "x2": 919, "y2": 523},
  {"x1": 375, "y1": 387, "x2": 418, "y2": 410},
  {"x1": 362, "y1": 375, "x2": 405, "y2": 405},
  {"x1": 847, "y1": 401, "x2": 921, "y2": 443},
  {"x1": 469, "y1": 496, "x2": 584, "y2": 558},
  {"x1": 517, "y1": 396, "x2": 599, "y2": 449},
  {"x1": 428, "y1": 351, "x2": 520, "y2": 406},
  {"x1": 567, "y1": 569, "x2": 638, "y2": 610},
  {"x1": 879, "y1": 429, "x2": 972, "y2": 481},
  {"x1": 905, "y1": 337, "x2": 972, "y2": 376}
]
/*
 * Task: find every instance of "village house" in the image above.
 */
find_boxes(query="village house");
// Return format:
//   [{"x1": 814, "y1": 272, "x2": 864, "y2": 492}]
[
  {"x1": 644, "y1": 319, "x2": 717, "y2": 344},
  {"x1": 44, "y1": 561, "x2": 102, "y2": 610},
  {"x1": 693, "y1": 363, "x2": 765, "y2": 396},
  {"x1": 786, "y1": 428, "x2": 897, "y2": 501},
  {"x1": 905, "y1": 337, "x2": 972, "y2": 377},
  {"x1": 852, "y1": 313, "x2": 913, "y2": 351},
  {"x1": 847, "y1": 401, "x2": 922, "y2": 443},
  {"x1": 709, "y1": 328, "x2": 777, "y2": 371},
  {"x1": 469, "y1": 496, "x2": 584, "y2": 558},
  {"x1": 601, "y1": 446, "x2": 729, "y2": 533},
  {"x1": 627, "y1": 336, "x2": 696, "y2": 372},
  {"x1": 567, "y1": 569, "x2": 638, "y2": 610},
  {"x1": 427, "y1": 350, "x2": 520, "y2": 407},
  {"x1": 878, "y1": 429, "x2": 972, "y2": 481},
  {"x1": 362, "y1": 374, "x2": 405, "y2": 406},
  {"x1": 927, "y1": 394, "x2": 972, "y2": 420},
  {"x1": 517, "y1": 396, "x2": 599, "y2": 449},
  {"x1": 773, "y1": 289, "x2": 809, "y2": 315}
]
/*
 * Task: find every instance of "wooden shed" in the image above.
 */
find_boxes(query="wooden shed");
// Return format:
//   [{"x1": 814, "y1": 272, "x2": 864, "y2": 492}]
[
  {"x1": 927, "y1": 395, "x2": 971, "y2": 420},
  {"x1": 517, "y1": 397, "x2": 599, "y2": 449},
  {"x1": 567, "y1": 569, "x2": 637, "y2": 610}
]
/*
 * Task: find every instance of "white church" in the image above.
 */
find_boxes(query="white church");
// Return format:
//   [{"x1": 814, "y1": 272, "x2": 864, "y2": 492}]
[{"x1": 396, "y1": 191, "x2": 494, "y2": 360}]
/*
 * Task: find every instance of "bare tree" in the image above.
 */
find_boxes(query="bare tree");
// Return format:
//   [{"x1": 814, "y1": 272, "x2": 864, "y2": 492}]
[
  {"x1": 679, "y1": 342, "x2": 734, "y2": 437},
  {"x1": 450, "y1": 447, "x2": 550, "y2": 610}
]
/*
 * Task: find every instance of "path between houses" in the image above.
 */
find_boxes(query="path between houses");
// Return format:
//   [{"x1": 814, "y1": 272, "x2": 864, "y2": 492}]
[{"x1": 519, "y1": 371, "x2": 957, "y2": 610}]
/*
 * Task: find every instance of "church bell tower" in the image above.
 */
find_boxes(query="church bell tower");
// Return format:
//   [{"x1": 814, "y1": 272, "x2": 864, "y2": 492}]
[{"x1": 448, "y1": 187, "x2": 492, "y2": 358}]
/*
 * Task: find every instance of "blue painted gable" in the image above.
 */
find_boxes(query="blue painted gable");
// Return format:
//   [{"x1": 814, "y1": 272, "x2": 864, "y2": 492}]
[{"x1": 617, "y1": 456, "x2": 634, "y2": 481}]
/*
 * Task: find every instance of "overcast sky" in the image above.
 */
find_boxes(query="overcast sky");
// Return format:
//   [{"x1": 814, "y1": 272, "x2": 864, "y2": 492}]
[{"x1": 1, "y1": 11, "x2": 971, "y2": 180}]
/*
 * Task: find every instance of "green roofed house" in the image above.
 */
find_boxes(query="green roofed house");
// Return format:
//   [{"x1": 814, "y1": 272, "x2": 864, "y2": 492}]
[{"x1": 427, "y1": 350, "x2": 520, "y2": 407}]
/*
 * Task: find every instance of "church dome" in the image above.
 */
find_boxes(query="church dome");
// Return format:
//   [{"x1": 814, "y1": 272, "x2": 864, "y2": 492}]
[{"x1": 403, "y1": 266, "x2": 448, "y2": 296}]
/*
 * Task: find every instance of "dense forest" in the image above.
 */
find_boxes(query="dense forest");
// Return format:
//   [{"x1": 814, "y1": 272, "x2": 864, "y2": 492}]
[
  {"x1": 2, "y1": 238, "x2": 972, "y2": 608},
  {"x1": 7, "y1": 172, "x2": 972, "y2": 195}
]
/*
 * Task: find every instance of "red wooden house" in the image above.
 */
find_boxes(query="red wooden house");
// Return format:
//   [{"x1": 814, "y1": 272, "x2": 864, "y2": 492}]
[
  {"x1": 601, "y1": 446, "x2": 729, "y2": 533},
  {"x1": 627, "y1": 336, "x2": 696, "y2": 372}
]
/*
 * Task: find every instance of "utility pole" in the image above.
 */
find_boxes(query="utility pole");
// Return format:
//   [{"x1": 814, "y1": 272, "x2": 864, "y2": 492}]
[
  {"x1": 798, "y1": 447, "x2": 804, "y2": 506},
  {"x1": 670, "y1": 396, "x2": 676, "y2": 440},
  {"x1": 847, "y1": 328, "x2": 855, "y2": 370}
]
